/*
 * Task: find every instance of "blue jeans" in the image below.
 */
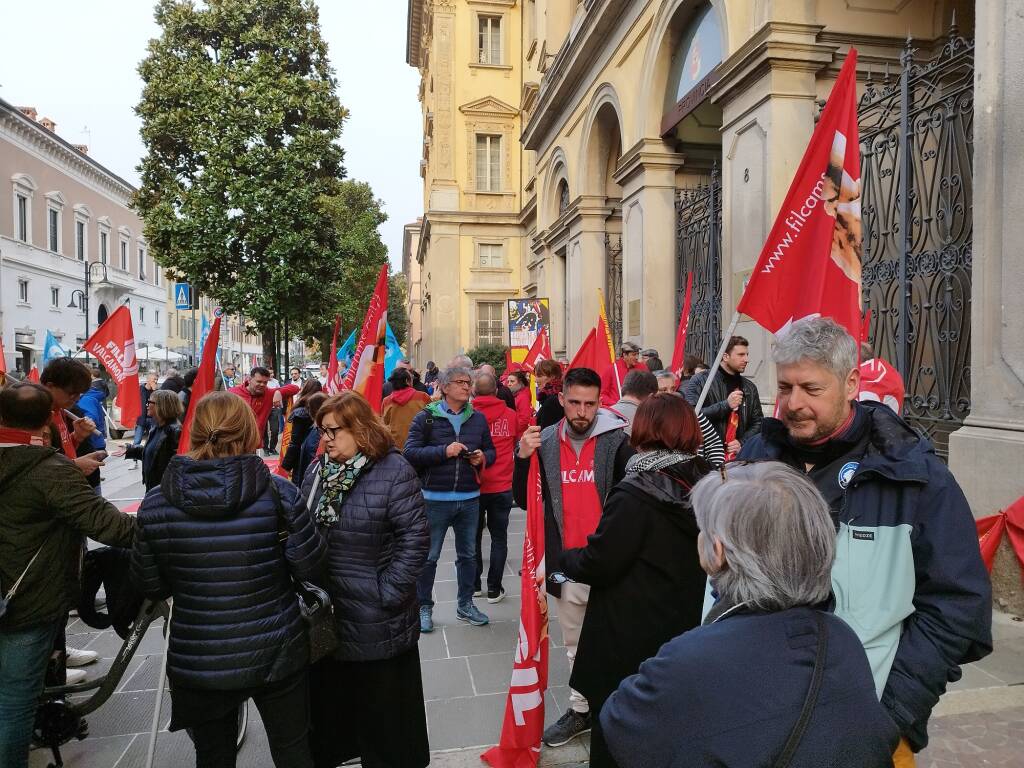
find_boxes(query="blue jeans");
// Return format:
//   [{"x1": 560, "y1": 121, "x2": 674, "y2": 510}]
[
  {"x1": 132, "y1": 417, "x2": 149, "y2": 446},
  {"x1": 474, "y1": 491, "x2": 513, "y2": 594},
  {"x1": 0, "y1": 619, "x2": 62, "y2": 768},
  {"x1": 416, "y1": 498, "x2": 480, "y2": 608}
]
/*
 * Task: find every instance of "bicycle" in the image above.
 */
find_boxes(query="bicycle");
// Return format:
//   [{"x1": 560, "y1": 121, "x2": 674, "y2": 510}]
[{"x1": 33, "y1": 598, "x2": 248, "y2": 768}]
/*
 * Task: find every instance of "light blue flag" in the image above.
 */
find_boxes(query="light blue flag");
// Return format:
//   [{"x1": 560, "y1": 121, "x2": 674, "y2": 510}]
[
  {"x1": 335, "y1": 325, "x2": 404, "y2": 380},
  {"x1": 200, "y1": 313, "x2": 211, "y2": 354},
  {"x1": 43, "y1": 330, "x2": 67, "y2": 363}
]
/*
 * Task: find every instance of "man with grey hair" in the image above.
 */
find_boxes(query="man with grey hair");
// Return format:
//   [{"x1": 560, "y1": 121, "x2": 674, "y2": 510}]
[
  {"x1": 600, "y1": 462, "x2": 900, "y2": 766},
  {"x1": 739, "y1": 316, "x2": 991, "y2": 762},
  {"x1": 405, "y1": 366, "x2": 497, "y2": 632}
]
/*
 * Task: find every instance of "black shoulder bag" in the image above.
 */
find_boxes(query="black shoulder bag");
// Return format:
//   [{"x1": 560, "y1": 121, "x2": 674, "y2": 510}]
[
  {"x1": 772, "y1": 611, "x2": 830, "y2": 768},
  {"x1": 268, "y1": 480, "x2": 338, "y2": 664}
]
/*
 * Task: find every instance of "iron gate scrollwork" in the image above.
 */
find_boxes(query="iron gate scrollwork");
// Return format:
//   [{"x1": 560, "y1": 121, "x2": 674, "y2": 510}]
[
  {"x1": 675, "y1": 167, "x2": 722, "y2": 366},
  {"x1": 605, "y1": 234, "x2": 623, "y2": 349},
  {"x1": 858, "y1": 21, "x2": 973, "y2": 458}
]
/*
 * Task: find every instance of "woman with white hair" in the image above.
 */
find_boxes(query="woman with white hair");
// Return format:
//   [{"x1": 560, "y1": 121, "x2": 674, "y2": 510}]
[{"x1": 600, "y1": 461, "x2": 899, "y2": 768}]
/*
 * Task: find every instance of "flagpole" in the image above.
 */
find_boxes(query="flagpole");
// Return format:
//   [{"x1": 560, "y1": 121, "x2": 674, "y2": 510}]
[{"x1": 694, "y1": 312, "x2": 741, "y2": 413}]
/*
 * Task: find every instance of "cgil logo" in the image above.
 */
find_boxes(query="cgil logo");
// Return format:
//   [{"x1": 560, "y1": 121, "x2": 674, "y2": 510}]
[{"x1": 561, "y1": 468, "x2": 595, "y2": 484}]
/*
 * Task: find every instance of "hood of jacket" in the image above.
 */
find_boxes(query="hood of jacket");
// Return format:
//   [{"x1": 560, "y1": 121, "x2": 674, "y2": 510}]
[
  {"x1": 160, "y1": 453, "x2": 272, "y2": 519},
  {"x1": 425, "y1": 399, "x2": 476, "y2": 423},
  {"x1": 618, "y1": 458, "x2": 710, "y2": 536},
  {"x1": 0, "y1": 445, "x2": 58, "y2": 493},
  {"x1": 473, "y1": 395, "x2": 514, "y2": 423},
  {"x1": 387, "y1": 387, "x2": 423, "y2": 407},
  {"x1": 288, "y1": 406, "x2": 311, "y2": 424},
  {"x1": 559, "y1": 407, "x2": 628, "y2": 443}
]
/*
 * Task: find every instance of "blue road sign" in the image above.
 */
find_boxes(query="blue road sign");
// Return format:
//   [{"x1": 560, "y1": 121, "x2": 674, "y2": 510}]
[{"x1": 174, "y1": 283, "x2": 192, "y2": 310}]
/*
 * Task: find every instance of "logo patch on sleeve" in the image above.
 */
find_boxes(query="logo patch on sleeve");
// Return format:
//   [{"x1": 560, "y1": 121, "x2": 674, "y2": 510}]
[
  {"x1": 838, "y1": 461, "x2": 859, "y2": 489},
  {"x1": 852, "y1": 529, "x2": 875, "y2": 541}
]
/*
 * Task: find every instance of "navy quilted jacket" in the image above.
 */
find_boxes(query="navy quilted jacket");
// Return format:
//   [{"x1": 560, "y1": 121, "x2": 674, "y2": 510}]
[
  {"x1": 132, "y1": 454, "x2": 326, "y2": 690},
  {"x1": 403, "y1": 402, "x2": 496, "y2": 494},
  {"x1": 299, "y1": 449, "x2": 428, "y2": 661}
]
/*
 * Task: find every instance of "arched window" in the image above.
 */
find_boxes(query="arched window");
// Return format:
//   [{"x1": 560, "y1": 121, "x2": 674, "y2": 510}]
[{"x1": 661, "y1": 4, "x2": 724, "y2": 135}]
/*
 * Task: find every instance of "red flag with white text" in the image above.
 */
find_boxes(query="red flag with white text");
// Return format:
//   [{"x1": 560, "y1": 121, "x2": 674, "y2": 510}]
[
  {"x1": 670, "y1": 272, "x2": 694, "y2": 380},
  {"x1": 82, "y1": 305, "x2": 142, "y2": 429},
  {"x1": 736, "y1": 49, "x2": 863, "y2": 340},
  {"x1": 341, "y1": 265, "x2": 389, "y2": 413},
  {"x1": 482, "y1": 454, "x2": 549, "y2": 768},
  {"x1": 178, "y1": 313, "x2": 222, "y2": 453}
]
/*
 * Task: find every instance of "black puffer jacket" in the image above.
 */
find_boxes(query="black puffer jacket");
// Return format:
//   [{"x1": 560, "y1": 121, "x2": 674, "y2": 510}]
[
  {"x1": 132, "y1": 454, "x2": 326, "y2": 690},
  {"x1": 299, "y1": 449, "x2": 428, "y2": 662}
]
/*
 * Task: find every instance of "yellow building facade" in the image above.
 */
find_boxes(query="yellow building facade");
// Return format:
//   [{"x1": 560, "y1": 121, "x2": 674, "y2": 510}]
[{"x1": 406, "y1": 0, "x2": 527, "y2": 365}]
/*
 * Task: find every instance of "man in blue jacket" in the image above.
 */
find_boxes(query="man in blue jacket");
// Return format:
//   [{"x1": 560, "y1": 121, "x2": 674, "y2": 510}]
[
  {"x1": 739, "y1": 317, "x2": 992, "y2": 763},
  {"x1": 404, "y1": 365, "x2": 496, "y2": 632}
]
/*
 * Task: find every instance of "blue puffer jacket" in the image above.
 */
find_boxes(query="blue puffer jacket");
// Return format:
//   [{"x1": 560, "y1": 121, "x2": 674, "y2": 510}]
[
  {"x1": 132, "y1": 454, "x2": 326, "y2": 690},
  {"x1": 403, "y1": 401, "x2": 497, "y2": 495},
  {"x1": 739, "y1": 401, "x2": 992, "y2": 751},
  {"x1": 299, "y1": 450, "x2": 428, "y2": 661},
  {"x1": 602, "y1": 607, "x2": 901, "y2": 767}
]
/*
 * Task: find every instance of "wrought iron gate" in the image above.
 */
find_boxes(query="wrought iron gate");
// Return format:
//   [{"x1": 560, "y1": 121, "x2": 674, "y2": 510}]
[
  {"x1": 675, "y1": 167, "x2": 722, "y2": 366},
  {"x1": 605, "y1": 234, "x2": 623, "y2": 349},
  {"x1": 858, "y1": 22, "x2": 973, "y2": 458}
]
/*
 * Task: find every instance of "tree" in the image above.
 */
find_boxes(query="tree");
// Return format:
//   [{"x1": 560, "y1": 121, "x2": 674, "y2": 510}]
[
  {"x1": 135, "y1": 0, "x2": 349, "y2": 371},
  {"x1": 388, "y1": 272, "x2": 409, "y2": 348},
  {"x1": 310, "y1": 180, "x2": 389, "y2": 358},
  {"x1": 467, "y1": 343, "x2": 509, "y2": 372}
]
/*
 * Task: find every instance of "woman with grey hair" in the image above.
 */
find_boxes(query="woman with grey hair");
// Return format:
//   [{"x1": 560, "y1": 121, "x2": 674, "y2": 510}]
[{"x1": 600, "y1": 461, "x2": 900, "y2": 768}]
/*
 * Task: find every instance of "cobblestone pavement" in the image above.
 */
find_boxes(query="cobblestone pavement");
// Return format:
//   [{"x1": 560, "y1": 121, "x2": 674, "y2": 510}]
[{"x1": 27, "y1": 452, "x2": 1024, "y2": 767}]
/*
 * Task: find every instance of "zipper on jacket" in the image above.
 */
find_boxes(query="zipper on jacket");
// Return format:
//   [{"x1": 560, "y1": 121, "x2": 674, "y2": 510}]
[{"x1": 453, "y1": 454, "x2": 460, "y2": 490}]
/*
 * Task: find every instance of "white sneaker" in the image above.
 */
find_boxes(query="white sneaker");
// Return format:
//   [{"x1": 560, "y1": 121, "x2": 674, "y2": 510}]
[
  {"x1": 65, "y1": 668, "x2": 87, "y2": 685},
  {"x1": 65, "y1": 647, "x2": 98, "y2": 667}
]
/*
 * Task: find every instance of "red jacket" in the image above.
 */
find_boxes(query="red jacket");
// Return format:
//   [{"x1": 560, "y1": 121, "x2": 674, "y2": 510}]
[
  {"x1": 473, "y1": 395, "x2": 518, "y2": 494},
  {"x1": 229, "y1": 382, "x2": 300, "y2": 431},
  {"x1": 512, "y1": 386, "x2": 533, "y2": 438},
  {"x1": 600, "y1": 359, "x2": 643, "y2": 407}
]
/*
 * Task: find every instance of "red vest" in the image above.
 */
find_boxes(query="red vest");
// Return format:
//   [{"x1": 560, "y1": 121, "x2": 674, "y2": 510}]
[{"x1": 558, "y1": 435, "x2": 602, "y2": 549}]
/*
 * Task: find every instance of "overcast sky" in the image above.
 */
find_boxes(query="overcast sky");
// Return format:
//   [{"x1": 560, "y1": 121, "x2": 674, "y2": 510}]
[{"x1": 0, "y1": 0, "x2": 421, "y2": 269}]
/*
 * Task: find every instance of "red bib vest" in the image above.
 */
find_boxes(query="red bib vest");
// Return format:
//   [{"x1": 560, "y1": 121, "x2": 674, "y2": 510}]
[{"x1": 558, "y1": 435, "x2": 602, "y2": 549}]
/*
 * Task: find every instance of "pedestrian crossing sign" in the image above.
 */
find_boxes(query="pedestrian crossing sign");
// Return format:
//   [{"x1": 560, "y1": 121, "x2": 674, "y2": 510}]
[{"x1": 175, "y1": 283, "x2": 192, "y2": 310}]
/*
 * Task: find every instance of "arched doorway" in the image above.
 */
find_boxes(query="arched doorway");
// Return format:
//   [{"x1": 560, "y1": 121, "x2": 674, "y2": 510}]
[{"x1": 97, "y1": 303, "x2": 110, "y2": 327}]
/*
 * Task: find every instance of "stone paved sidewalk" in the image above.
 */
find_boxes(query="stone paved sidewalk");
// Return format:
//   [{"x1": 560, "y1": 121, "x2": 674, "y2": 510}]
[{"x1": 27, "y1": 452, "x2": 1024, "y2": 767}]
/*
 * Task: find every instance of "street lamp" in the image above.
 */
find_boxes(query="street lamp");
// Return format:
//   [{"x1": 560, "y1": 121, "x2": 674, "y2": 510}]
[{"x1": 67, "y1": 261, "x2": 111, "y2": 359}]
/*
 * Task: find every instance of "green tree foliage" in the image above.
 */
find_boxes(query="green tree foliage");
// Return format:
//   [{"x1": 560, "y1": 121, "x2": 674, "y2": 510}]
[
  {"x1": 466, "y1": 343, "x2": 509, "y2": 372},
  {"x1": 134, "y1": 0, "x2": 349, "y2": 368},
  {"x1": 388, "y1": 272, "x2": 409, "y2": 348}
]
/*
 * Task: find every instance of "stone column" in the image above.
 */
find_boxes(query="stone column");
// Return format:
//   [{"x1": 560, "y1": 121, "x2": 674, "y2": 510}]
[
  {"x1": 615, "y1": 140, "x2": 686, "y2": 357},
  {"x1": 948, "y1": 0, "x2": 1024, "y2": 611}
]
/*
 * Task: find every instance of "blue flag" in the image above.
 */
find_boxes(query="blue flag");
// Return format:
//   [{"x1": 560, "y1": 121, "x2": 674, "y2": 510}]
[
  {"x1": 336, "y1": 324, "x2": 403, "y2": 380},
  {"x1": 200, "y1": 313, "x2": 211, "y2": 354},
  {"x1": 43, "y1": 330, "x2": 67, "y2": 363}
]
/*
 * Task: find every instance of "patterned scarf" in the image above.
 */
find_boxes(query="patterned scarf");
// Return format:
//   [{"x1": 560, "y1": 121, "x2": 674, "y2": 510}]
[
  {"x1": 625, "y1": 449, "x2": 695, "y2": 475},
  {"x1": 315, "y1": 452, "x2": 372, "y2": 526}
]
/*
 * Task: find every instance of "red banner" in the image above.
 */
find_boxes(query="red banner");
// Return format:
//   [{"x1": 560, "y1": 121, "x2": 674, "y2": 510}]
[
  {"x1": 482, "y1": 455, "x2": 549, "y2": 768},
  {"x1": 178, "y1": 313, "x2": 222, "y2": 453},
  {"x1": 976, "y1": 496, "x2": 1024, "y2": 577},
  {"x1": 567, "y1": 327, "x2": 601, "y2": 372},
  {"x1": 341, "y1": 265, "x2": 389, "y2": 413},
  {"x1": 83, "y1": 305, "x2": 141, "y2": 429},
  {"x1": 670, "y1": 272, "x2": 694, "y2": 381},
  {"x1": 324, "y1": 315, "x2": 342, "y2": 396},
  {"x1": 736, "y1": 49, "x2": 862, "y2": 341}
]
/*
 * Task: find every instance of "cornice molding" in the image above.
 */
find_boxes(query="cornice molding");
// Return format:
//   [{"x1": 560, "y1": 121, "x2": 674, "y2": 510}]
[{"x1": 459, "y1": 96, "x2": 520, "y2": 118}]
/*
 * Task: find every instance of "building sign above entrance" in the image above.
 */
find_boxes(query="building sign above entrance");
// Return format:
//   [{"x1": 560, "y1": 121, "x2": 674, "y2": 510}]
[
  {"x1": 661, "y1": 68, "x2": 720, "y2": 136},
  {"x1": 661, "y1": 3, "x2": 724, "y2": 136}
]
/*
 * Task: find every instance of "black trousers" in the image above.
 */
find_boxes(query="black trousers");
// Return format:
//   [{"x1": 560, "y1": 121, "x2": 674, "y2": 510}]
[{"x1": 189, "y1": 671, "x2": 313, "y2": 768}]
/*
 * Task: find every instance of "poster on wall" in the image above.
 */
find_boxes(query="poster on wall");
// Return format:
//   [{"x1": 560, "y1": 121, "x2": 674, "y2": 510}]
[{"x1": 507, "y1": 299, "x2": 550, "y2": 361}]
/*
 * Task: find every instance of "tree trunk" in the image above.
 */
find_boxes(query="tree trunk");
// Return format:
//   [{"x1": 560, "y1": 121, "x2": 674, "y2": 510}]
[{"x1": 262, "y1": 325, "x2": 277, "y2": 373}]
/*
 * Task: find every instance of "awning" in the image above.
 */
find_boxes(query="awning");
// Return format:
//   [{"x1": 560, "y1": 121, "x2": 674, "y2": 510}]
[{"x1": 15, "y1": 342, "x2": 44, "y2": 352}]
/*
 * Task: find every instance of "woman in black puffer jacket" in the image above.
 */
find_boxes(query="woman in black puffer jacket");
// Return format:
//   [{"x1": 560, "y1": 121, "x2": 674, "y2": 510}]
[
  {"x1": 132, "y1": 391, "x2": 326, "y2": 768},
  {"x1": 298, "y1": 391, "x2": 430, "y2": 768}
]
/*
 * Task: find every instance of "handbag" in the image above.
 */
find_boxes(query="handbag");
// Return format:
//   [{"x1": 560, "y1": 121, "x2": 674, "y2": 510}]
[
  {"x1": 267, "y1": 480, "x2": 338, "y2": 664},
  {"x1": 0, "y1": 545, "x2": 44, "y2": 620},
  {"x1": 772, "y1": 610, "x2": 830, "y2": 768}
]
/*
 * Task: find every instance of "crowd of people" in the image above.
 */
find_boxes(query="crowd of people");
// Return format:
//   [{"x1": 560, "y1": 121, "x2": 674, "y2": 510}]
[{"x1": 0, "y1": 316, "x2": 994, "y2": 768}]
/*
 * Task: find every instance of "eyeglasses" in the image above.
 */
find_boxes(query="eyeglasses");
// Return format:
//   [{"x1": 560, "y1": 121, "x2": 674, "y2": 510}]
[
  {"x1": 449, "y1": 379, "x2": 472, "y2": 388},
  {"x1": 318, "y1": 425, "x2": 341, "y2": 440}
]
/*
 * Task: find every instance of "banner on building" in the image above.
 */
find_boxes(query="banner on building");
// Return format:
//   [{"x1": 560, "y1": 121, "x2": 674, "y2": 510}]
[{"x1": 508, "y1": 299, "x2": 550, "y2": 352}]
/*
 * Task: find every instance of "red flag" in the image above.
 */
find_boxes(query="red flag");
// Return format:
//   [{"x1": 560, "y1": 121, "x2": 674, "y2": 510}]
[
  {"x1": 341, "y1": 265, "x2": 389, "y2": 413},
  {"x1": 975, "y1": 497, "x2": 1024, "y2": 576},
  {"x1": 504, "y1": 348, "x2": 515, "y2": 377},
  {"x1": 670, "y1": 273, "x2": 694, "y2": 379},
  {"x1": 567, "y1": 327, "x2": 601, "y2": 372},
  {"x1": 178, "y1": 313, "x2": 222, "y2": 453},
  {"x1": 82, "y1": 306, "x2": 142, "y2": 429},
  {"x1": 858, "y1": 357, "x2": 905, "y2": 412},
  {"x1": 27, "y1": 365, "x2": 40, "y2": 383},
  {"x1": 737, "y1": 50, "x2": 862, "y2": 340},
  {"x1": 520, "y1": 327, "x2": 551, "y2": 373},
  {"x1": 482, "y1": 455, "x2": 549, "y2": 768},
  {"x1": 0, "y1": 333, "x2": 7, "y2": 388},
  {"x1": 324, "y1": 315, "x2": 342, "y2": 395},
  {"x1": 860, "y1": 308, "x2": 872, "y2": 345}
]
